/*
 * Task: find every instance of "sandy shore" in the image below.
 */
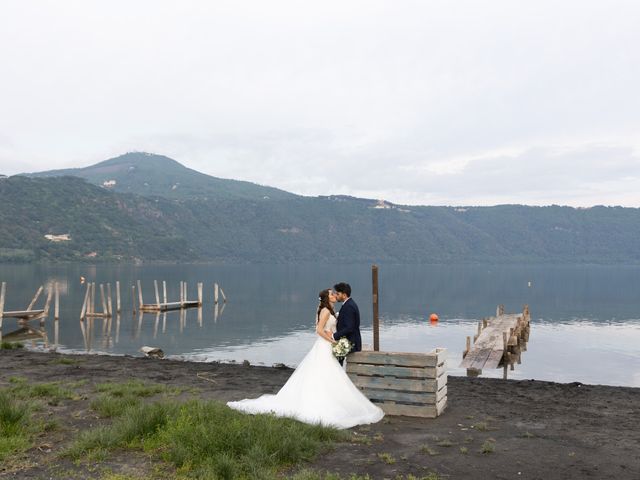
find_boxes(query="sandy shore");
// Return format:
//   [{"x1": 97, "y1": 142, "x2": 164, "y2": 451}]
[{"x1": 1, "y1": 349, "x2": 639, "y2": 479}]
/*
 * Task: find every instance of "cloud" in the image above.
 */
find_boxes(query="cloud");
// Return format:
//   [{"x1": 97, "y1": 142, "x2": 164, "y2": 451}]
[{"x1": 0, "y1": 0, "x2": 639, "y2": 206}]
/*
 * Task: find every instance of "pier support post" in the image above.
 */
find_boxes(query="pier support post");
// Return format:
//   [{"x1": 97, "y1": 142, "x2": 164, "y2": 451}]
[
  {"x1": 116, "y1": 281, "x2": 121, "y2": 314},
  {"x1": 372, "y1": 264, "x2": 380, "y2": 352}
]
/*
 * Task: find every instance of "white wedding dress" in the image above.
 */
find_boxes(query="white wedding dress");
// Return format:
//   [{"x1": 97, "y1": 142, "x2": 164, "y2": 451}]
[{"x1": 227, "y1": 312, "x2": 384, "y2": 429}]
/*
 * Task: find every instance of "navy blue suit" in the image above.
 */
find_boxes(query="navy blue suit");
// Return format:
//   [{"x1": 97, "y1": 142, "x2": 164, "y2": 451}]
[{"x1": 333, "y1": 298, "x2": 362, "y2": 353}]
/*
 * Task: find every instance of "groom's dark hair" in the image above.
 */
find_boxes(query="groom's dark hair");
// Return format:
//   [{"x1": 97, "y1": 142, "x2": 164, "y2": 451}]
[{"x1": 334, "y1": 282, "x2": 351, "y2": 297}]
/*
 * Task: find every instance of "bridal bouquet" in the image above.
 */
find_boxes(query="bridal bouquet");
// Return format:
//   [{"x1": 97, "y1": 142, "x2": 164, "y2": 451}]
[{"x1": 332, "y1": 337, "x2": 353, "y2": 358}]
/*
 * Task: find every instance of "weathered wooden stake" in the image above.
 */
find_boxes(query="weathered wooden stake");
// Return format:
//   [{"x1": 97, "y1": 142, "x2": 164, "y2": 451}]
[
  {"x1": 107, "y1": 283, "x2": 113, "y2": 317},
  {"x1": 43, "y1": 283, "x2": 54, "y2": 317},
  {"x1": 180, "y1": 281, "x2": 184, "y2": 303},
  {"x1": 197, "y1": 282, "x2": 203, "y2": 306},
  {"x1": 154, "y1": 280, "x2": 160, "y2": 306},
  {"x1": 28, "y1": 286, "x2": 44, "y2": 311},
  {"x1": 116, "y1": 281, "x2": 121, "y2": 314},
  {"x1": 220, "y1": 287, "x2": 227, "y2": 303},
  {"x1": 131, "y1": 285, "x2": 137, "y2": 314},
  {"x1": 184, "y1": 282, "x2": 188, "y2": 302},
  {"x1": 464, "y1": 336, "x2": 471, "y2": 358},
  {"x1": 137, "y1": 280, "x2": 143, "y2": 307},
  {"x1": 163, "y1": 281, "x2": 167, "y2": 304},
  {"x1": 54, "y1": 282, "x2": 60, "y2": 320},
  {"x1": 100, "y1": 284, "x2": 108, "y2": 316},
  {"x1": 80, "y1": 283, "x2": 90, "y2": 319},
  {"x1": 91, "y1": 283, "x2": 96, "y2": 315},
  {"x1": 214, "y1": 283, "x2": 219, "y2": 304},
  {"x1": 0, "y1": 282, "x2": 6, "y2": 333},
  {"x1": 372, "y1": 264, "x2": 380, "y2": 352}
]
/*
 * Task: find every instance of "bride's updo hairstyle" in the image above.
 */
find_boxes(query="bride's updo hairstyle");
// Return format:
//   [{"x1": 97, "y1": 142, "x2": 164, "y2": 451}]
[{"x1": 316, "y1": 288, "x2": 336, "y2": 323}]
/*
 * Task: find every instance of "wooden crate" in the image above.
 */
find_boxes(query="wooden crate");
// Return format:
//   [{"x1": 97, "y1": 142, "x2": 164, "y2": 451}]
[{"x1": 346, "y1": 348, "x2": 447, "y2": 418}]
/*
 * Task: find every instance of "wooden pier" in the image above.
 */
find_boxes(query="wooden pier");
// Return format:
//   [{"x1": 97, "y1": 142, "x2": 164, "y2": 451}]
[
  {"x1": 136, "y1": 280, "x2": 203, "y2": 312},
  {"x1": 460, "y1": 305, "x2": 531, "y2": 377},
  {"x1": 0, "y1": 282, "x2": 57, "y2": 345}
]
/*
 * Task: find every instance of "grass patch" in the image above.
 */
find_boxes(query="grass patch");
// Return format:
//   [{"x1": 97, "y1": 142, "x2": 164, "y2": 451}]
[
  {"x1": 481, "y1": 440, "x2": 495, "y2": 454},
  {"x1": 90, "y1": 394, "x2": 142, "y2": 418},
  {"x1": 94, "y1": 380, "x2": 180, "y2": 398},
  {"x1": 377, "y1": 452, "x2": 396, "y2": 464},
  {"x1": 0, "y1": 390, "x2": 33, "y2": 462},
  {"x1": 51, "y1": 357, "x2": 79, "y2": 365},
  {"x1": 471, "y1": 421, "x2": 489, "y2": 431},
  {"x1": 65, "y1": 399, "x2": 348, "y2": 479},
  {"x1": 419, "y1": 444, "x2": 439, "y2": 456},
  {"x1": 1, "y1": 341, "x2": 24, "y2": 350},
  {"x1": 5, "y1": 379, "x2": 76, "y2": 406},
  {"x1": 436, "y1": 438, "x2": 454, "y2": 447},
  {"x1": 459, "y1": 446, "x2": 468, "y2": 454}
]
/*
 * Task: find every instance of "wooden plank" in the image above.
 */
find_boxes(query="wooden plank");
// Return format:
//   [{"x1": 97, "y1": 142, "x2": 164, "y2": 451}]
[
  {"x1": 468, "y1": 348, "x2": 493, "y2": 371},
  {"x1": 348, "y1": 371, "x2": 446, "y2": 393},
  {"x1": 348, "y1": 351, "x2": 443, "y2": 368},
  {"x1": 360, "y1": 385, "x2": 447, "y2": 404},
  {"x1": 375, "y1": 396, "x2": 446, "y2": 418},
  {"x1": 3, "y1": 309, "x2": 46, "y2": 318},
  {"x1": 154, "y1": 280, "x2": 160, "y2": 305},
  {"x1": 99, "y1": 284, "x2": 107, "y2": 316},
  {"x1": 347, "y1": 363, "x2": 444, "y2": 379},
  {"x1": 80, "y1": 283, "x2": 90, "y2": 319}
]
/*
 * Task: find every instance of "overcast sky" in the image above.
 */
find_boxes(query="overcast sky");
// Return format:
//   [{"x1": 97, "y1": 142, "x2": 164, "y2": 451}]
[{"x1": 1, "y1": 1, "x2": 639, "y2": 206}]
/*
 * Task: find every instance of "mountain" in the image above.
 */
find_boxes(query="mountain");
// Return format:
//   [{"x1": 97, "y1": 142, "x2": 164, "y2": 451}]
[
  {"x1": 29, "y1": 152, "x2": 296, "y2": 201},
  {"x1": 1, "y1": 174, "x2": 640, "y2": 264}
]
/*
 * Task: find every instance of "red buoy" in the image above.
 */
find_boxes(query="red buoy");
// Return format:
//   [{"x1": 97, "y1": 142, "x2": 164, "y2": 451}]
[{"x1": 429, "y1": 313, "x2": 439, "y2": 323}]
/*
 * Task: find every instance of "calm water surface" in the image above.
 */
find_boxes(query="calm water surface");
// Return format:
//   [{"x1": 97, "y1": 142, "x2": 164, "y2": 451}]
[{"x1": 1, "y1": 264, "x2": 638, "y2": 387}]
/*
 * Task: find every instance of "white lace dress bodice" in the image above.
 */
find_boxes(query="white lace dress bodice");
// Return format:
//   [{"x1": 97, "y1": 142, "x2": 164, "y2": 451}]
[{"x1": 227, "y1": 310, "x2": 383, "y2": 429}]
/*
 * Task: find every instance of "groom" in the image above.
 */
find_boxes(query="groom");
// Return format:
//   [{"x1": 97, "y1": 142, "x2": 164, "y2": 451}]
[{"x1": 332, "y1": 282, "x2": 362, "y2": 364}]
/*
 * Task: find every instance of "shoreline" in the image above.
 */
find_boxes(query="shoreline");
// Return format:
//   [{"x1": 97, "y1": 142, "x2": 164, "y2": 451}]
[{"x1": 1, "y1": 349, "x2": 639, "y2": 479}]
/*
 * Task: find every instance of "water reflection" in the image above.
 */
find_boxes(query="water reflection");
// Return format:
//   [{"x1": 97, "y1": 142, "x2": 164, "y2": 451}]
[{"x1": 0, "y1": 264, "x2": 639, "y2": 387}]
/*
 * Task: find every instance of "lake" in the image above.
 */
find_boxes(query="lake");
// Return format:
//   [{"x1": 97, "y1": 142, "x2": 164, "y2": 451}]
[{"x1": 1, "y1": 263, "x2": 639, "y2": 387}]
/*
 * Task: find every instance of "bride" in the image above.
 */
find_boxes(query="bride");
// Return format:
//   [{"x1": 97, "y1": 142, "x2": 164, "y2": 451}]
[{"x1": 227, "y1": 288, "x2": 384, "y2": 429}]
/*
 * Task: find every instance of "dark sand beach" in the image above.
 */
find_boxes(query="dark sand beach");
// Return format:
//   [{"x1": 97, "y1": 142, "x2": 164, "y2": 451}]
[{"x1": 1, "y1": 349, "x2": 639, "y2": 479}]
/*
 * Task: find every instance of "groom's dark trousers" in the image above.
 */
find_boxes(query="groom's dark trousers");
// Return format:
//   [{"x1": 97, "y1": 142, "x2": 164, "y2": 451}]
[{"x1": 334, "y1": 298, "x2": 362, "y2": 366}]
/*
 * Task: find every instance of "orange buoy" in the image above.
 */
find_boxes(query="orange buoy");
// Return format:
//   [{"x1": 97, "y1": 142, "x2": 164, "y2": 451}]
[{"x1": 429, "y1": 313, "x2": 439, "y2": 323}]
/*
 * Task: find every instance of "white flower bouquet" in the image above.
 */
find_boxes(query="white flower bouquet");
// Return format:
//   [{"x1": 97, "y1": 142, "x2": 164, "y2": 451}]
[{"x1": 332, "y1": 337, "x2": 353, "y2": 359}]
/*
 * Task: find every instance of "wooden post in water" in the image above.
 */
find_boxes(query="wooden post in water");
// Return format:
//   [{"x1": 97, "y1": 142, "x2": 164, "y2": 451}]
[
  {"x1": 137, "y1": 280, "x2": 143, "y2": 307},
  {"x1": 214, "y1": 283, "x2": 219, "y2": 304},
  {"x1": 107, "y1": 283, "x2": 113, "y2": 317},
  {"x1": 80, "y1": 283, "x2": 90, "y2": 319},
  {"x1": 116, "y1": 281, "x2": 121, "y2": 314},
  {"x1": 184, "y1": 282, "x2": 188, "y2": 303},
  {"x1": 54, "y1": 282, "x2": 60, "y2": 320},
  {"x1": 91, "y1": 283, "x2": 96, "y2": 315},
  {"x1": 162, "y1": 281, "x2": 167, "y2": 304},
  {"x1": 131, "y1": 285, "x2": 137, "y2": 314},
  {"x1": 197, "y1": 282, "x2": 203, "y2": 306},
  {"x1": 100, "y1": 284, "x2": 108, "y2": 316},
  {"x1": 154, "y1": 280, "x2": 160, "y2": 306},
  {"x1": 0, "y1": 282, "x2": 6, "y2": 334},
  {"x1": 220, "y1": 287, "x2": 227, "y2": 303},
  {"x1": 502, "y1": 331, "x2": 508, "y2": 379},
  {"x1": 179, "y1": 281, "x2": 184, "y2": 304},
  {"x1": 28, "y1": 286, "x2": 43, "y2": 311},
  {"x1": 43, "y1": 283, "x2": 54, "y2": 317},
  {"x1": 372, "y1": 264, "x2": 380, "y2": 352}
]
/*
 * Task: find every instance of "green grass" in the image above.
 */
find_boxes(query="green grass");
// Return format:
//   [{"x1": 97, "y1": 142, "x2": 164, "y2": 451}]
[
  {"x1": 51, "y1": 357, "x2": 79, "y2": 365},
  {"x1": 377, "y1": 452, "x2": 396, "y2": 464},
  {"x1": 0, "y1": 341, "x2": 24, "y2": 350},
  {"x1": 5, "y1": 379, "x2": 76, "y2": 406},
  {"x1": 472, "y1": 421, "x2": 489, "y2": 431},
  {"x1": 436, "y1": 438, "x2": 454, "y2": 447},
  {"x1": 65, "y1": 399, "x2": 348, "y2": 479},
  {"x1": 94, "y1": 380, "x2": 180, "y2": 398},
  {"x1": 481, "y1": 440, "x2": 495, "y2": 454},
  {"x1": 0, "y1": 390, "x2": 32, "y2": 461}
]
